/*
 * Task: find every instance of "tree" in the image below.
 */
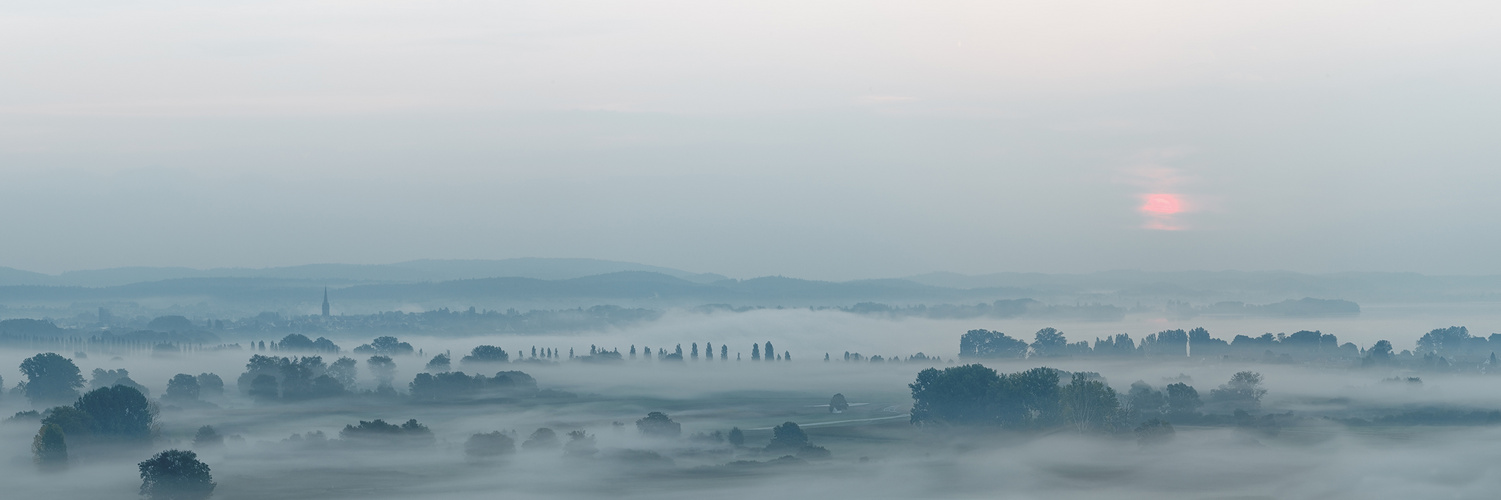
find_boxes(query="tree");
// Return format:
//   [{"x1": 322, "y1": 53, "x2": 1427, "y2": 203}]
[
  {"x1": 1134, "y1": 419, "x2": 1175, "y2": 446},
  {"x1": 20, "y1": 353, "x2": 84, "y2": 406},
  {"x1": 248, "y1": 375, "x2": 279, "y2": 402},
  {"x1": 1363, "y1": 340, "x2": 1395, "y2": 367},
  {"x1": 1208, "y1": 371, "x2": 1267, "y2": 411},
  {"x1": 958, "y1": 330, "x2": 1028, "y2": 359},
  {"x1": 41, "y1": 406, "x2": 93, "y2": 441},
  {"x1": 327, "y1": 358, "x2": 357, "y2": 388},
  {"x1": 909, "y1": 365, "x2": 1061, "y2": 428},
  {"x1": 565, "y1": 430, "x2": 598, "y2": 457},
  {"x1": 1126, "y1": 381, "x2": 1166, "y2": 420},
  {"x1": 522, "y1": 428, "x2": 559, "y2": 451},
  {"x1": 727, "y1": 427, "x2": 745, "y2": 447},
  {"x1": 425, "y1": 354, "x2": 451, "y2": 372},
  {"x1": 1032, "y1": 327, "x2": 1069, "y2": 357},
  {"x1": 367, "y1": 356, "x2": 396, "y2": 385},
  {"x1": 33, "y1": 423, "x2": 67, "y2": 468},
  {"x1": 829, "y1": 393, "x2": 849, "y2": 413},
  {"x1": 765, "y1": 342, "x2": 774, "y2": 362},
  {"x1": 278, "y1": 334, "x2": 316, "y2": 351},
  {"x1": 339, "y1": 419, "x2": 434, "y2": 446},
  {"x1": 1165, "y1": 383, "x2": 1202, "y2": 418},
  {"x1": 909, "y1": 364, "x2": 1003, "y2": 426},
  {"x1": 195, "y1": 374, "x2": 224, "y2": 398},
  {"x1": 1059, "y1": 373, "x2": 1123, "y2": 432},
  {"x1": 636, "y1": 411, "x2": 682, "y2": 437},
  {"x1": 138, "y1": 449, "x2": 215, "y2": 500},
  {"x1": 1416, "y1": 326, "x2": 1471, "y2": 357},
  {"x1": 465, "y1": 431, "x2": 515, "y2": 458},
  {"x1": 461, "y1": 346, "x2": 508, "y2": 365},
  {"x1": 766, "y1": 422, "x2": 808, "y2": 451},
  {"x1": 75, "y1": 385, "x2": 153, "y2": 443},
  {"x1": 721, "y1": 344, "x2": 728, "y2": 360},
  {"x1": 751, "y1": 344, "x2": 760, "y2": 361},
  {"x1": 354, "y1": 336, "x2": 414, "y2": 356},
  {"x1": 193, "y1": 426, "x2": 223, "y2": 448},
  {"x1": 165, "y1": 374, "x2": 201, "y2": 402}
]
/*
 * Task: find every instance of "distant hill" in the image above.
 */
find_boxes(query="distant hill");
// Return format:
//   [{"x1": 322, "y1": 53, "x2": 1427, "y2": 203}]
[
  {"x1": 903, "y1": 270, "x2": 1501, "y2": 304},
  {"x1": 0, "y1": 267, "x2": 53, "y2": 286},
  {"x1": 0, "y1": 258, "x2": 728, "y2": 287}
]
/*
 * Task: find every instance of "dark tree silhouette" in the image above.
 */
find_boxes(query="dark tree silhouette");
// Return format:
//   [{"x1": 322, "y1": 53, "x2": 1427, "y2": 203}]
[
  {"x1": 1060, "y1": 373, "x2": 1123, "y2": 432},
  {"x1": 195, "y1": 374, "x2": 224, "y2": 398},
  {"x1": 193, "y1": 426, "x2": 223, "y2": 448},
  {"x1": 1165, "y1": 383, "x2": 1202, "y2": 417},
  {"x1": 958, "y1": 330, "x2": 1029, "y2": 359},
  {"x1": 33, "y1": 423, "x2": 67, "y2": 468},
  {"x1": 339, "y1": 419, "x2": 434, "y2": 446},
  {"x1": 1208, "y1": 371, "x2": 1267, "y2": 411},
  {"x1": 354, "y1": 336, "x2": 414, "y2": 356},
  {"x1": 20, "y1": 353, "x2": 84, "y2": 406},
  {"x1": 766, "y1": 422, "x2": 808, "y2": 451},
  {"x1": 367, "y1": 356, "x2": 396, "y2": 385},
  {"x1": 751, "y1": 344, "x2": 760, "y2": 361},
  {"x1": 1134, "y1": 419, "x2": 1175, "y2": 446},
  {"x1": 829, "y1": 393, "x2": 849, "y2": 413},
  {"x1": 765, "y1": 342, "x2": 774, "y2": 362},
  {"x1": 564, "y1": 430, "x2": 598, "y2": 457},
  {"x1": 636, "y1": 411, "x2": 682, "y2": 437},
  {"x1": 138, "y1": 449, "x2": 215, "y2": 500},
  {"x1": 461, "y1": 346, "x2": 509, "y2": 365},
  {"x1": 327, "y1": 358, "x2": 357, "y2": 388},
  {"x1": 40, "y1": 406, "x2": 92, "y2": 441},
  {"x1": 721, "y1": 344, "x2": 728, "y2": 360},
  {"x1": 727, "y1": 427, "x2": 745, "y2": 447},
  {"x1": 522, "y1": 428, "x2": 559, "y2": 451},
  {"x1": 909, "y1": 365, "x2": 1062, "y2": 427},
  {"x1": 165, "y1": 374, "x2": 200, "y2": 402},
  {"x1": 1031, "y1": 327, "x2": 1068, "y2": 357},
  {"x1": 76, "y1": 385, "x2": 153, "y2": 443},
  {"x1": 425, "y1": 354, "x2": 451, "y2": 372},
  {"x1": 465, "y1": 431, "x2": 516, "y2": 458},
  {"x1": 248, "y1": 375, "x2": 279, "y2": 402},
  {"x1": 1126, "y1": 381, "x2": 1166, "y2": 420}
]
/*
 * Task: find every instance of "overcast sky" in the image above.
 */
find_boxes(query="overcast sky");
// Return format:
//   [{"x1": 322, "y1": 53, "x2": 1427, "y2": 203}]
[{"x1": 2, "y1": 1, "x2": 1498, "y2": 280}]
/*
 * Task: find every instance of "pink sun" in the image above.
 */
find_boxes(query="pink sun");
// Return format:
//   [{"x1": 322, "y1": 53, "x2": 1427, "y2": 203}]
[{"x1": 1140, "y1": 194, "x2": 1182, "y2": 215}]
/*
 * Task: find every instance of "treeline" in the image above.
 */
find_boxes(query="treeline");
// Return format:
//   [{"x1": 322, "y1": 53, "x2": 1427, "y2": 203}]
[
  {"x1": 910, "y1": 364, "x2": 1274, "y2": 441},
  {"x1": 844, "y1": 299, "x2": 1125, "y2": 321},
  {"x1": 957, "y1": 326, "x2": 1501, "y2": 371}
]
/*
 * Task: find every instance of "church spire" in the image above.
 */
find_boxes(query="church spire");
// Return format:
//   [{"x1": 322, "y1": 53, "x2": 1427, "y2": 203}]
[{"x1": 322, "y1": 287, "x2": 330, "y2": 317}]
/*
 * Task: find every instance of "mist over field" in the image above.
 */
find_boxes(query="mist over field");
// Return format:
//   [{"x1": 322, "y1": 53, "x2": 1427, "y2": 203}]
[
  {"x1": 6, "y1": 1, "x2": 1501, "y2": 498},
  {"x1": 5, "y1": 302, "x2": 1501, "y2": 499}
]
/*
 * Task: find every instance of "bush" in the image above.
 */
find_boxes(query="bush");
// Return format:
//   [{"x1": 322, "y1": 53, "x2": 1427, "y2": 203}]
[
  {"x1": 636, "y1": 412, "x2": 681, "y2": 438},
  {"x1": 465, "y1": 431, "x2": 515, "y2": 459}
]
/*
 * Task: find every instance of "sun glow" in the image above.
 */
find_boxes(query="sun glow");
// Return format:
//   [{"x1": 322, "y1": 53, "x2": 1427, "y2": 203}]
[{"x1": 1139, "y1": 193, "x2": 1185, "y2": 230}]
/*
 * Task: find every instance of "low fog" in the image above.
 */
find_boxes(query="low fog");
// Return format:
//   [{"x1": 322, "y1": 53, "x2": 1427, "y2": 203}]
[{"x1": 4, "y1": 308, "x2": 1501, "y2": 499}]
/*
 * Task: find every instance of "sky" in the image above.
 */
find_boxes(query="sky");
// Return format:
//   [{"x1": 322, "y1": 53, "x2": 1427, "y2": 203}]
[{"x1": 2, "y1": 1, "x2": 1499, "y2": 280}]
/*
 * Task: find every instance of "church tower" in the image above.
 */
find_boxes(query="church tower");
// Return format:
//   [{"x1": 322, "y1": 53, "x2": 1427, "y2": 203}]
[{"x1": 322, "y1": 287, "x2": 331, "y2": 317}]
